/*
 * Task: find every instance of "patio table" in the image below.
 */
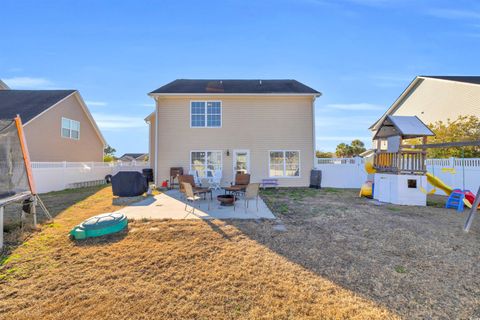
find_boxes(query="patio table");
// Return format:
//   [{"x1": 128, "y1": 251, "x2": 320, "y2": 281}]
[{"x1": 223, "y1": 186, "x2": 246, "y2": 198}]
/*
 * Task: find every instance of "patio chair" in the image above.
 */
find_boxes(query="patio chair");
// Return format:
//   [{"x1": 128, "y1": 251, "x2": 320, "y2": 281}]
[
  {"x1": 244, "y1": 183, "x2": 260, "y2": 212},
  {"x1": 200, "y1": 178, "x2": 211, "y2": 189},
  {"x1": 188, "y1": 169, "x2": 201, "y2": 186},
  {"x1": 178, "y1": 175, "x2": 212, "y2": 200},
  {"x1": 210, "y1": 169, "x2": 222, "y2": 191},
  {"x1": 182, "y1": 182, "x2": 210, "y2": 213}
]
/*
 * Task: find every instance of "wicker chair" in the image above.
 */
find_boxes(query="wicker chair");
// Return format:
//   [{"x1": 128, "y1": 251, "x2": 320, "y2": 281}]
[
  {"x1": 244, "y1": 183, "x2": 260, "y2": 212},
  {"x1": 225, "y1": 173, "x2": 250, "y2": 194},
  {"x1": 178, "y1": 175, "x2": 212, "y2": 200},
  {"x1": 182, "y1": 182, "x2": 210, "y2": 213}
]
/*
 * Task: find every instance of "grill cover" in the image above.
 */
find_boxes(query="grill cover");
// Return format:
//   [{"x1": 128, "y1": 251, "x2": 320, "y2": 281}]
[
  {"x1": 0, "y1": 119, "x2": 31, "y2": 201},
  {"x1": 111, "y1": 171, "x2": 148, "y2": 197}
]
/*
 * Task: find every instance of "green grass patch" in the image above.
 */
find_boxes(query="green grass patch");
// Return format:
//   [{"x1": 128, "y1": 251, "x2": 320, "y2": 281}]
[
  {"x1": 386, "y1": 206, "x2": 402, "y2": 212},
  {"x1": 277, "y1": 203, "x2": 290, "y2": 214},
  {"x1": 322, "y1": 188, "x2": 342, "y2": 194},
  {"x1": 394, "y1": 265, "x2": 407, "y2": 274}
]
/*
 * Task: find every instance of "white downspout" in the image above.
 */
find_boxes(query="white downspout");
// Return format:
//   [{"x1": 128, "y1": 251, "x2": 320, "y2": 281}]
[
  {"x1": 312, "y1": 95, "x2": 317, "y2": 169},
  {"x1": 154, "y1": 98, "x2": 159, "y2": 185}
]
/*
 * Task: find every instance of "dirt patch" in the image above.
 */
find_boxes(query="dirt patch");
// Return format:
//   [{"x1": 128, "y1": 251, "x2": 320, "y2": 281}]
[
  {"x1": 0, "y1": 186, "x2": 396, "y2": 319},
  {"x1": 239, "y1": 187, "x2": 479, "y2": 319}
]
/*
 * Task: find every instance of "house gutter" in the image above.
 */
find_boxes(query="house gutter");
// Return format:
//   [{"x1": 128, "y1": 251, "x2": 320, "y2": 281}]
[
  {"x1": 312, "y1": 94, "x2": 321, "y2": 169},
  {"x1": 148, "y1": 93, "x2": 321, "y2": 97}
]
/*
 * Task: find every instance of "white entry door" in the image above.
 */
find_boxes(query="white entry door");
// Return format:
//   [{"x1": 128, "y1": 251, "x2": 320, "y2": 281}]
[{"x1": 233, "y1": 150, "x2": 250, "y2": 175}]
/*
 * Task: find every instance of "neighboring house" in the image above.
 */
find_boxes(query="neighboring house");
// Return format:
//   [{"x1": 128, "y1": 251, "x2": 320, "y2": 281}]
[
  {"x1": 371, "y1": 76, "x2": 480, "y2": 131},
  {"x1": 370, "y1": 76, "x2": 480, "y2": 150},
  {"x1": 146, "y1": 79, "x2": 321, "y2": 187},
  {"x1": 0, "y1": 80, "x2": 9, "y2": 90},
  {"x1": 0, "y1": 87, "x2": 106, "y2": 162},
  {"x1": 118, "y1": 153, "x2": 148, "y2": 162}
]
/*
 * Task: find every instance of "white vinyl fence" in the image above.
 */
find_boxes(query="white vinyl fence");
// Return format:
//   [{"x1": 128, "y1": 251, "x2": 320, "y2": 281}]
[
  {"x1": 316, "y1": 157, "x2": 480, "y2": 194},
  {"x1": 316, "y1": 158, "x2": 367, "y2": 188},
  {"x1": 32, "y1": 161, "x2": 150, "y2": 193}
]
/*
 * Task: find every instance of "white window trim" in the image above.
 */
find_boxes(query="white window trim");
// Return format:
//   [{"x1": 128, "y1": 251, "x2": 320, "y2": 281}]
[
  {"x1": 61, "y1": 117, "x2": 80, "y2": 140},
  {"x1": 233, "y1": 149, "x2": 250, "y2": 176},
  {"x1": 268, "y1": 150, "x2": 301, "y2": 178},
  {"x1": 189, "y1": 150, "x2": 223, "y2": 177},
  {"x1": 190, "y1": 100, "x2": 222, "y2": 128}
]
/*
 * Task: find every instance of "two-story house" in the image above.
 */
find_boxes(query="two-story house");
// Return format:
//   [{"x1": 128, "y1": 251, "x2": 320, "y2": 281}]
[
  {"x1": 0, "y1": 87, "x2": 106, "y2": 162},
  {"x1": 146, "y1": 79, "x2": 321, "y2": 187}
]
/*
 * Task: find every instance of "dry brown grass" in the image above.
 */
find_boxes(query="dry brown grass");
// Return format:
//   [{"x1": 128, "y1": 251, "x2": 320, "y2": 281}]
[{"x1": 0, "y1": 186, "x2": 396, "y2": 319}]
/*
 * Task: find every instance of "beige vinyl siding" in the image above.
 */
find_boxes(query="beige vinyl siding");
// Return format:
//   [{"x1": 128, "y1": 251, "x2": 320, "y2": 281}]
[
  {"x1": 393, "y1": 78, "x2": 480, "y2": 125},
  {"x1": 153, "y1": 95, "x2": 315, "y2": 187},
  {"x1": 23, "y1": 94, "x2": 104, "y2": 162}
]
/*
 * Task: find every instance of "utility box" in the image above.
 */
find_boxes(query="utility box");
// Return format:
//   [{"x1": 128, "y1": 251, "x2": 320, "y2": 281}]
[{"x1": 309, "y1": 169, "x2": 322, "y2": 189}]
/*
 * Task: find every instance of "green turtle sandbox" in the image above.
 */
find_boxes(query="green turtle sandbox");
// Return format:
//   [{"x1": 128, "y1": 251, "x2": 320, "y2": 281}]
[{"x1": 70, "y1": 212, "x2": 128, "y2": 240}]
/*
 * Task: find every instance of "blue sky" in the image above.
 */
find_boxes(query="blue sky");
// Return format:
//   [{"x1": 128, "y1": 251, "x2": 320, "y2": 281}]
[{"x1": 1, "y1": 0, "x2": 479, "y2": 156}]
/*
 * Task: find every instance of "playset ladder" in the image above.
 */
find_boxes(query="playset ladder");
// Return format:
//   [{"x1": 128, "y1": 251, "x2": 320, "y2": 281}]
[{"x1": 445, "y1": 190, "x2": 465, "y2": 212}]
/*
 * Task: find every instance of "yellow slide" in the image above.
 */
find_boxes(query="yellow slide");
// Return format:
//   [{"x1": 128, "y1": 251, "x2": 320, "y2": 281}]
[
  {"x1": 426, "y1": 172, "x2": 453, "y2": 195},
  {"x1": 359, "y1": 158, "x2": 376, "y2": 198},
  {"x1": 426, "y1": 172, "x2": 476, "y2": 209}
]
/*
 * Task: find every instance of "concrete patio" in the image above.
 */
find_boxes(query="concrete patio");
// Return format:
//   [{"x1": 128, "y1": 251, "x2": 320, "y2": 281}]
[{"x1": 117, "y1": 189, "x2": 276, "y2": 220}]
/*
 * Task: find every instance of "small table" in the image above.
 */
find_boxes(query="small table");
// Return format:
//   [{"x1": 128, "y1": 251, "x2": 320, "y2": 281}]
[
  {"x1": 223, "y1": 185, "x2": 246, "y2": 197},
  {"x1": 194, "y1": 187, "x2": 213, "y2": 200}
]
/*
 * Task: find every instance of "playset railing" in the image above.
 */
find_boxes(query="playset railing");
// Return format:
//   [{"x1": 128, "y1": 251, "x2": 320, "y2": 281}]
[{"x1": 373, "y1": 151, "x2": 426, "y2": 174}]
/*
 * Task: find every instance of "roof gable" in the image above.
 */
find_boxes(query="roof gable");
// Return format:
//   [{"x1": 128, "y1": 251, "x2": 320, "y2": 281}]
[
  {"x1": 150, "y1": 79, "x2": 320, "y2": 95},
  {"x1": 0, "y1": 90, "x2": 76, "y2": 123},
  {"x1": 120, "y1": 153, "x2": 146, "y2": 159}
]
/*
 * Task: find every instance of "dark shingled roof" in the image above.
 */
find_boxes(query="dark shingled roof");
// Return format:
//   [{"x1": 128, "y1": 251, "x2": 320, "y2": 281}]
[
  {"x1": 150, "y1": 79, "x2": 320, "y2": 95},
  {"x1": 120, "y1": 153, "x2": 146, "y2": 159},
  {"x1": 0, "y1": 90, "x2": 76, "y2": 123},
  {"x1": 421, "y1": 76, "x2": 480, "y2": 85}
]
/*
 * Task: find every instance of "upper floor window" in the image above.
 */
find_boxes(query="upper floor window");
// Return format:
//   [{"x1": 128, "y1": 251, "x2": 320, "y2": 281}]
[
  {"x1": 191, "y1": 101, "x2": 221, "y2": 127},
  {"x1": 61, "y1": 117, "x2": 80, "y2": 140}
]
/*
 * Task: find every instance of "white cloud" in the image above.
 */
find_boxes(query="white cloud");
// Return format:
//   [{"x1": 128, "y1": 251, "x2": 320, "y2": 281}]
[
  {"x1": 325, "y1": 103, "x2": 384, "y2": 111},
  {"x1": 3, "y1": 77, "x2": 54, "y2": 89},
  {"x1": 86, "y1": 101, "x2": 108, "y2": 107},
  {"x1": 140, "y1": 103, "x2": 155, "y2": 107},
  {"x1": 92, "y1": 113, "x2": 147, "y2": 131}
]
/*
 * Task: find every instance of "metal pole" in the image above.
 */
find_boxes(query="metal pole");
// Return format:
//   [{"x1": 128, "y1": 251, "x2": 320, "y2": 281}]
[
  {"x1": 32, "y1": 197, "x2": 37, "y2": 228},
  {"x1": 0, "y1": 206, "x2": 4, "y2": 249},
  {"x1": 464, "y1": 186, "x2": 480, "y2": 232}
]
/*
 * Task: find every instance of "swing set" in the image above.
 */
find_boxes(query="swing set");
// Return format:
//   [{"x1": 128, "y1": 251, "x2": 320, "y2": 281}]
[{"x1": 402, "y1": 140, "x2": 480, "y2": 232}]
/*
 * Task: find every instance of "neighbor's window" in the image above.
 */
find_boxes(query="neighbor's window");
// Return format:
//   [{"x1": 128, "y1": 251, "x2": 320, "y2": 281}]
[
  {"x1": 190, "y1": 101, "x2": 221, "y2": 127},
  {"x1": 61, "y1": 117, "x2": 80, "y2": 140},
  {"x1": 269, "y1": 151, "x2": 300, "y2": 177},
  {"x1": 190, "y1": 151, "x2": 222, "y2": 177}
]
